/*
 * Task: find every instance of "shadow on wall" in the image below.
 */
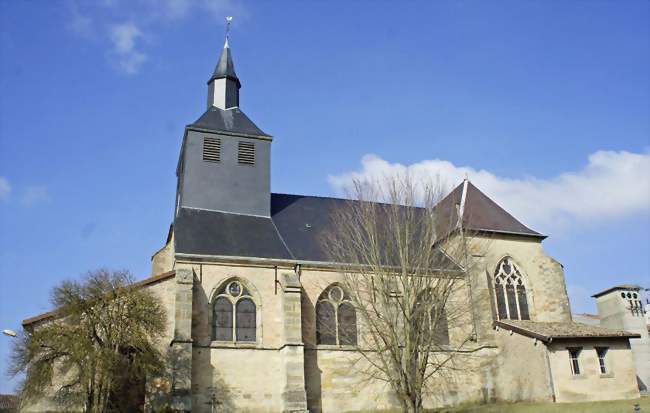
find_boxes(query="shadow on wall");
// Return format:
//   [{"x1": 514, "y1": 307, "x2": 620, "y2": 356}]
[
  {"x1": 302, "y1": 290, "x2": 323, "y2": 413},
  {"x1": 637, "y1": 376, "x2": 647, "y2": 393},
  {"x1": 192, "y1": 278, "x2": 236, "y2": 413}
]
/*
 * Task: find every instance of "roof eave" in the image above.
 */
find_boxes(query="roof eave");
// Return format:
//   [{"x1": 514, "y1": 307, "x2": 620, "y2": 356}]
[
  {"x1": 175, "y1": 252, "x2": 465, "y2": 275},
  {"x1": 468, "y1": 228, "x2": 547, "y2": 240},
  {"x1": 591, "y1": 284, "x2": 643, "y2": 298},
  {"x1": 185, "y1": 124, "x2": 273, "y2": 140},
  {"x1": 494, "y1": 320, "x2": 641, "y2": 342},
  {"x1": 207, "y1": 74, "x2": 241, "y2": 87}
]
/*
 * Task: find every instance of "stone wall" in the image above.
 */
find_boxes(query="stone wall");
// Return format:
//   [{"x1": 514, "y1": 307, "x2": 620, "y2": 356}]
[
  {"x1": 469, "y1": 234, "x2": 572, "y2": 330},
  {"x1": 491, "y1": 327, "x2": 554, "y2": 402},
  {"x1": 547, "y1": 339, "x2": 639, "y2": 402},
  {"x1": 175, "y1": 261, "x2": 307, "y2": 412}
]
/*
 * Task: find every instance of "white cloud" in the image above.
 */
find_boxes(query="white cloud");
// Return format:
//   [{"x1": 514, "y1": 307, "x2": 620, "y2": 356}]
[
  {"x1": 68, "y1": 0, "x2": 246, "y2": 75},
  {"x1": 0, "y1": 177, "x2": 10, "y2": 202},
  {"x1": 328, "y1": 150, "x2": 650, "y2": 232},
  {"x1": 21, "y1": 186, "x2": 50, "y2": 207},
  {"x1": 109, "y1": 22, "x2": 147, "y2": 75}
]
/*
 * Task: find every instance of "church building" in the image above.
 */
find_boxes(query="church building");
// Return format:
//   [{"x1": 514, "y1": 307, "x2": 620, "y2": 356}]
[{"x1": 23, "y1": 37, "x2": 643, "y2": 412}]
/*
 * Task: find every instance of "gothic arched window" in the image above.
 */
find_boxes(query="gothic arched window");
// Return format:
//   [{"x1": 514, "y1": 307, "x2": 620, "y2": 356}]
[
  {"x1": 316, "y1": 285, "x2": 357, "y2": 346},
  {"x1": 414, "y1": 290, "x2": 450, "y2": 346},
  {"x1": 494, "y1": 257, "x2": 530, "y2": 320},
  {"x1": 213, "y1": 280, "x2": 257, "y2": 342}
]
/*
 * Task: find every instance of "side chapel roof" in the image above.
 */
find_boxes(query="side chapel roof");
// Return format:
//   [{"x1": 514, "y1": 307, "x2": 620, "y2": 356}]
[{"x1": 496, "y1": 319, "x2": 640, "y2": 342}]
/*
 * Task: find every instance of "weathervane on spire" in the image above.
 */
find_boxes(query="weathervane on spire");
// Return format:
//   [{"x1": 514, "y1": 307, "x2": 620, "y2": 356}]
[{"x1": 225, "y1": 16, "x2": 233, "y2": 42}]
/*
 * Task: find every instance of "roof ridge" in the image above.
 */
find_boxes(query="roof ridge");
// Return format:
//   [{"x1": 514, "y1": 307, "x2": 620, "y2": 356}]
[{"x1": 270, "y1": 217, "x2": 296, "y2": 260}]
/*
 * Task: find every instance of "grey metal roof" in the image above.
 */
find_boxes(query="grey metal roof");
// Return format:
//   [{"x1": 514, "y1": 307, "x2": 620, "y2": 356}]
[
  {"x1": 208, "y1": 39, "x2": 240, "y2": 86},
  {"x1": 188, "y1": 106, "x2": 270, "y2": 137}
]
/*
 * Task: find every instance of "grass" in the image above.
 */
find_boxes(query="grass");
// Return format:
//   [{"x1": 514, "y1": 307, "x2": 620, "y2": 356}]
[
  {"x1": 434, "y1": 397, "x2": 648, "y2": 413},
  {"x1": 352, "y1": 397, "x2": 649, "y2": 413}
]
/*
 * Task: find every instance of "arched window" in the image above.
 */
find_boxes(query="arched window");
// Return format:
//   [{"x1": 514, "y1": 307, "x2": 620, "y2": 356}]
[
  {"x1": 414, "y1": 290, "x2": 450, "y2": 346},
  {"x1": 432, "y1": 306, "x2": 450, "y2": 345},
  {"x1": 213, "y1": 280, "x2": 256, "y2": 342},
  {"x1": 316, "y1": 285, "x2": 357, "y2": 346},
  {"x1": 494, "y1": 257, "x2": 530, "y2": 320}
]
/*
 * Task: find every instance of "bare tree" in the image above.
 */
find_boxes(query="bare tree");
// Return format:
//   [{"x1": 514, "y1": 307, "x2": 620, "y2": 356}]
[
  {"x1": 9, "y1": 269, "x2": 167, "y2": 413},
  {"x1": 320, "y1": 177, "x2": 484, "y2": 413}
]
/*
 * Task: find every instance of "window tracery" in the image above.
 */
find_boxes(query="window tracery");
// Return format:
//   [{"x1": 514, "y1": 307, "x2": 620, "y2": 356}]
[
  {"x1": 213, "y1": 280, "x2": 257, "y2": 342},
  {"x1": 316, "y1": 285, "x2": 357, "y2": 346},
  {"x1": 494, "y1": 257, "x2": 530, "y2": 320}
]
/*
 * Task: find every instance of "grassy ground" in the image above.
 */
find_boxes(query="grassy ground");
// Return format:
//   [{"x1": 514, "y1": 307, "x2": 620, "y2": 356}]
[
  {"x1": 352, "y1": 397, "x2": 649, "y2": 413},
  {"x1": 430, "y1": 397, "x2": 649, "y2": 413}
]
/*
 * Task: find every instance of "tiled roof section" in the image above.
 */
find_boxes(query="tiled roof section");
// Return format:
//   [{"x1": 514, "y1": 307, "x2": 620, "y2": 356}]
[
  {"x1": 592, "y1": 284, "x2": 643, "y2": 298},
  {"x1": 496, "y1": 319, "x2": 640, "y2": 342},
  {"x1": 0, "y1": 394, "x2": 18, "y2": 410},
  {"x1": 571, "y1": 313, "x2": 601, "y2": 326},
  {"x1": 22, "y1": 271, "x2": 176, "y2": 327},
  {"x1": 188, "y1": 106, "x2": 270, "y2": 137}
]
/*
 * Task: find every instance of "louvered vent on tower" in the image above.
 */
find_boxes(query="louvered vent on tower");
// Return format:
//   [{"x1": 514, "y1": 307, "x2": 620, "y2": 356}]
[
  {"x1": 202, "y1": 137, "x2": 221, "y2": 162},
  {"x1": 238, "y1": 141, "x2": 255, "y2": 165}
]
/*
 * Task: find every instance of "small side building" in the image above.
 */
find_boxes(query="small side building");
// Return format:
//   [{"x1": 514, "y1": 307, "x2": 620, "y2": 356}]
[
  {"x1": 495, "y1": 320, "x2": 640, "y2": 403},
  {"x1": 592, "y1": 285, "x2": 650, "y2": 393}
]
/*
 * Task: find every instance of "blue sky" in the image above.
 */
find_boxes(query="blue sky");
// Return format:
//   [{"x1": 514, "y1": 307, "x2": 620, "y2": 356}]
[{"x1": 0, "y1": 0, "x2": 648, "y2": 393}]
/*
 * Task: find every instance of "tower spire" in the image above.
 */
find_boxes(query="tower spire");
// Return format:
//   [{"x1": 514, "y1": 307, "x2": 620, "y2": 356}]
[{"x1": 207, "y1": 16, "x2": 240, "y2": 109}]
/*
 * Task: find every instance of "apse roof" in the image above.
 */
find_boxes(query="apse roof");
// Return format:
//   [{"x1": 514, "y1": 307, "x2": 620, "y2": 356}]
[{"x1": 434, "y1": 181, "x2": 544, "y2": 239}]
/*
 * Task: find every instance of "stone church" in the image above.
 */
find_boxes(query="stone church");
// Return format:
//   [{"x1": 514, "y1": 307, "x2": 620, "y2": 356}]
[{"x1": 23, "y1": 38, "x2": 642, "y2": 412}]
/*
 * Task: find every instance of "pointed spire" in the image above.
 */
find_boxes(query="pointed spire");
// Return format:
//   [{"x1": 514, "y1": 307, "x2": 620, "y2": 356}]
[
  {"x1": 206, "y1": 17, "x2": 241, "y2": 109},
  {"x1": 208, "y1": 38, "x2": 241, "y2": 87}
]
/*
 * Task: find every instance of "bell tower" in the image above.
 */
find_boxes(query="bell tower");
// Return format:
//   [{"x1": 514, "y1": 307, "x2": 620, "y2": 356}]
[{"x1": 174, "y1": 23, "x2": 272, "y2": 218}]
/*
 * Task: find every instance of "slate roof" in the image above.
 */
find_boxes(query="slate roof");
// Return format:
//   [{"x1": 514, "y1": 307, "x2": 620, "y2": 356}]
[
  {"x1": 435, "y1": 181, "x2": 544, "y2": 239},
  {"x1": 592, "y1": 284, "x2": 643, "y2": 298},
  {"x1": 208, "y1": 39, "x2": 240, "y2": 86},
  {"x1": 496, "y1": 319, "x2": 640, "y2": 342},
  {"x1": 188, "y1": 106, "x2": 269, "y2": 137},
  {"x1": 175, "y1": 194, "x2": 461, "y2": 270},
  {"x1": 174, "y1": 182, "x2": 545, "y2": 266},
  {"x1": 174, "y1": 207, "x2": 293, "y2": 260}
]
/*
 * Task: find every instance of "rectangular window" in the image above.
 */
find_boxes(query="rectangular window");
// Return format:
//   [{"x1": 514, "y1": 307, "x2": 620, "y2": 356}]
[
  {"x1": 568, "y1": 348, "x2": 581, "y2": 375},
  {"x1": 202, "y1": 137, "x2": 221, "y2": 162},
  {"x1": 596, "y1": 347, "x2": 608, "y2": 374},
  {"x1": 238, "y1": 141, "x2": 255, "y2": 165}
]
